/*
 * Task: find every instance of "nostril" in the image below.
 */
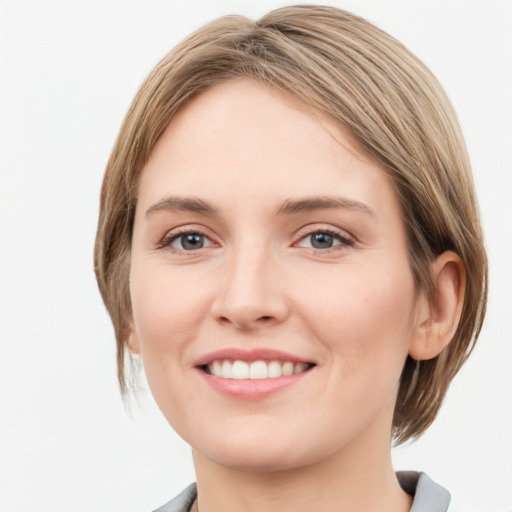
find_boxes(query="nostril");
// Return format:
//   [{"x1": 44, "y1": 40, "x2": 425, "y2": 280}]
[{"x1": 216, "y1": 314, "x2": 277, "y2": 330}]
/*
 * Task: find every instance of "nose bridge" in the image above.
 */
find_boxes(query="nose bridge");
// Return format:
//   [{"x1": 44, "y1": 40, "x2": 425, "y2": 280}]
[{"x1": 213, "y1": 233, "x2": 287, "y2": 329}]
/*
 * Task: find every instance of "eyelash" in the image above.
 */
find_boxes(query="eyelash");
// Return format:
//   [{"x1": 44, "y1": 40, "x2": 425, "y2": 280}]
[
  {"x1": 156, "y1": 227, "x2": 355, "y2": 253},
  {"x1": 156, "y1": 229, "x2": 214, "y2": 251},
  {"x1": 295, "y1": 228, "x2": 355, "y2": 252}
]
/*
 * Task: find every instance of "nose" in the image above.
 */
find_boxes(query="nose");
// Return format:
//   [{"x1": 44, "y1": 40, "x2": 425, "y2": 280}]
[{"x1": 211, "y1": 240, "x2": 289, "y2": 331}]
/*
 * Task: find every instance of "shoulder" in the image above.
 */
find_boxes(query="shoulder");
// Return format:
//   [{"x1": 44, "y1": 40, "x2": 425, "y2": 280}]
[
  {"x1": 152, "y1": 483, "x2": 197, "y2": 512},
  {"x1": 152, "y1": 475, "x2": 473, "y2": 512},
  {"x1": 397, "y1": 472, "x2": 483, "y2": 512}
]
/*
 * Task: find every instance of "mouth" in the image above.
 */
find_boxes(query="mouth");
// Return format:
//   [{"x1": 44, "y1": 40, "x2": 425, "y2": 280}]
[
  {"x1": 202, "y1": 359, "x2": 315, "y2": 379},
  {"x1": 194, "y1": 349, "x2": 317, "y2": 393}
]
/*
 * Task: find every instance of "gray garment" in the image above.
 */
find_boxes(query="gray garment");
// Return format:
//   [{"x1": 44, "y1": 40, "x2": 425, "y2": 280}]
[
  {"x1": 153, "y1": 483, "x2": 196, "y2": 512},
  {"x1": 153, "y1": 471, "x2": 451, "y2": 512},
  {"x1": 398, "y1": 472, "x2": 451, "y2": 512}
]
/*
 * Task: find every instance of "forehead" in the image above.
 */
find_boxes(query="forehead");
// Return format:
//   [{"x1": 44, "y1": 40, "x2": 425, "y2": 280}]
[{"x1": 138, "y1": 79, "x2": 398, "y2": 218}]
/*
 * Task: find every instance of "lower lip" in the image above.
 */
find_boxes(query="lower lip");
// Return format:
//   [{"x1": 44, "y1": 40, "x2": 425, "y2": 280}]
[{"x1": 198, "y1": 369, "x2": 311, "y2": 399}]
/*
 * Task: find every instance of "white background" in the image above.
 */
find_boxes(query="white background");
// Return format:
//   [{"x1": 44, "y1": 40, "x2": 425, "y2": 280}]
[{"x1": 0, "y1": 1, "x2": 511, "y2": 511}]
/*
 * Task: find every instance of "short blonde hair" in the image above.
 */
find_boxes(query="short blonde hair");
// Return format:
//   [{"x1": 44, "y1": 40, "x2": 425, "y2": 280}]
[{"x1": 94, "y1": 5, "x2": 487, "y2": 444}]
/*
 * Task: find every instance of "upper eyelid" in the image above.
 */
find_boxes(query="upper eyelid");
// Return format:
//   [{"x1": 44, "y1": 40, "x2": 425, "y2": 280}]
[
  {"x1": 155, "y1": 223, "x2": 356, "y2": 247},
  {"x1": 292, "y1": 225, "x2": 358, "y2": 254},
  {"x1": 294, "y1": 223, "x2": 355, "y2": 241},
  {"x1": 160, "y1": 223, "x2": 214, "y2": 238},
  {"x1": 157, "y1": 226, "x2": 217, "y2": 249},
  {"x1": 296, "y1": 231, "x2": 355, "y2": 248}
]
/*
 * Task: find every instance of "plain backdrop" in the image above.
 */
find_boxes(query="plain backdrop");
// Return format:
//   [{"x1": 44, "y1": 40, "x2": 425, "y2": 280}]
[{"x1": 0, "y1": 1, "x2": 511, "y2": 511}]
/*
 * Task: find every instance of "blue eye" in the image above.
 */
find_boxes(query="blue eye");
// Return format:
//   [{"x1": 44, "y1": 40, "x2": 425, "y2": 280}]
[
  {"x1": 299, "y1": 230, "x2": 354, "y2": 250},
  {"x1": 170, "y1": 233, "x2": 211, "y2": 251},
  {"x1": 309, "y1": 232, "x2": 337, "y2": 249}
]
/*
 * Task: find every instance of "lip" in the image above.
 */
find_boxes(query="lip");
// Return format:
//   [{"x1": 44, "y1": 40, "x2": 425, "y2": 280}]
[
  {"x1": 194, "y1": 348, "x2": 316, "y2": 400},
  {"x1": 198, "y1": 370, "x2": 311, "y2": 399}
]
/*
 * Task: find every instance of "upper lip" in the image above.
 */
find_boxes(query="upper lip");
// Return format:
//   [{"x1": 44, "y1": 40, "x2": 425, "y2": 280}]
[{"x1": 194, "y1": 348, "x2": 314, "y2": 367}]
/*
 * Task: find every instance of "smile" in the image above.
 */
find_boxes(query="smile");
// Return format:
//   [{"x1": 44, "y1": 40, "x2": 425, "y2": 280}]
[
  {"x1": 195, "y1": 349, "x2": 316, "y2": 398},
  {"x1": 205, "y1": 360, "x2": 313, "y2": 379}
]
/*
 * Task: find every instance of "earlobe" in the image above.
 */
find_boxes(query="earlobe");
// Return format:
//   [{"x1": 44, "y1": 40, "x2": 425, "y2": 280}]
[
  {"x1": 127, "y1": 321, "x2": 141, "y2": 355},
  {"x1": 409, "y1": 251, "x2": 466, "y2": 360}
]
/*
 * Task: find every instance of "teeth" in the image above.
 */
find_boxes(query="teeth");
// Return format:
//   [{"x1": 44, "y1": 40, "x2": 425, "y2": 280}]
[
  {"x1": 267, "y1": 360, "x2": 282, "y2": 378},
  {"x1": 294, "y1": 363, "x2": 308, "y2": 374},
  {"x1": 212, "y1": 360, "x2": 222, "y2": 376},
  {"x1": 221, "y1": 360, "x2": 232, "y2": 378},
  {"x1": 232, "y1": 360, "x2": 249, "y2": 380},
  {"x1": 206, "y1": 359, "x2": 311, "y2": 379},
  {"x1": 282, "y1": 361, "x2": 294, "y2": 376},
  {"x1": 249, "y1": 360, "x2": 268, "y2": 379}
]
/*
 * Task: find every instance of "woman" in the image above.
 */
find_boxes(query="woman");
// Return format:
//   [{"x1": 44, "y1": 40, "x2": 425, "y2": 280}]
[{"x1": 94, "y1": 5, "x2": 487, "y2": 511}]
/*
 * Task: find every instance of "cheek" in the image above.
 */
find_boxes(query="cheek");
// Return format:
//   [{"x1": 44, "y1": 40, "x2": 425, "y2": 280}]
[
  {"x1": 299, "y1": 264, "x2": 416, "y2": 379},
  {"x1": 130, "y1": 262, "x2": 211, "y2": 359},
  {"x1": 129, "y1": 263, "x2": 212, "y2": 426}
]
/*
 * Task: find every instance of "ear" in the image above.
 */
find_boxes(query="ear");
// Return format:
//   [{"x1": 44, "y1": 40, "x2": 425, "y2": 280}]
[
  {"x1": 127, "y1": 319, "x2": 141, "y2": 355},
  {"x1": 409, "y1": 251, "x2": 466, "y2": 360}
]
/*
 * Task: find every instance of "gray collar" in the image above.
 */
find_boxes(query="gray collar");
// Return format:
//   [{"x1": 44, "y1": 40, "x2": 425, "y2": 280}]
[
  {"x1": 153, "y1": 483, "x2": 196, "y2": 512},
  {"x1": 397, "y1": 471, "x2": 451, "y2": 512},
  {"x1": 153, "y1": 471, "x2": 451, "y2": 512}
]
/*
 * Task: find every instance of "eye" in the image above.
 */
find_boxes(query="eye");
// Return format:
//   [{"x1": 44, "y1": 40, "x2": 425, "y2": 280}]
[
  {"x1": 168, "y1": 232, "x2": 212, "y2": 251},
  {"x1": 297, "y1": 230, "x2": 354, "y2": 250}
]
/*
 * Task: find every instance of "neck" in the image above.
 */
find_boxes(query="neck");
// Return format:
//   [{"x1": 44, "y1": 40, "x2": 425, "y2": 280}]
[{"x1": 192, "y1": 428, "x2": 412, "y2": 512}]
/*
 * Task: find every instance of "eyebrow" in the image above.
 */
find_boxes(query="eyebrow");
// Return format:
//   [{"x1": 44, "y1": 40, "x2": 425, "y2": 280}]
[
  {"x1": 145, "y1": 196, "x2": 217, "y2": 216},
  {"x1": 145, "y1": 195, "x2": 375, "y2": 218},
  {"x1": 277, "y1": 196, "x2": 375, "y2": 217}
]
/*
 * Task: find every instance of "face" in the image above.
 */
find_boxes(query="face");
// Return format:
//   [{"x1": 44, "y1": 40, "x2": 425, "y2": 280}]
[{"x1": 129, "y1": 79, "x2": 423, "y2": 472}]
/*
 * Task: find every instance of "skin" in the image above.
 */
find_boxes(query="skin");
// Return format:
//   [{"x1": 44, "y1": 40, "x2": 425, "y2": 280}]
[{"x1": 128, "y1": 79, "x2": 464, "y2": 512}]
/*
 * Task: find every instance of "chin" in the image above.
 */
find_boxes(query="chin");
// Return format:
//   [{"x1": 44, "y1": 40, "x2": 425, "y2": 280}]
[
  {"x1": 188, "y1": 424, "x2": 343, "y2": 474},
  {"x1": 203, "y1": 444, "x2": 312, "y2": 473}
]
